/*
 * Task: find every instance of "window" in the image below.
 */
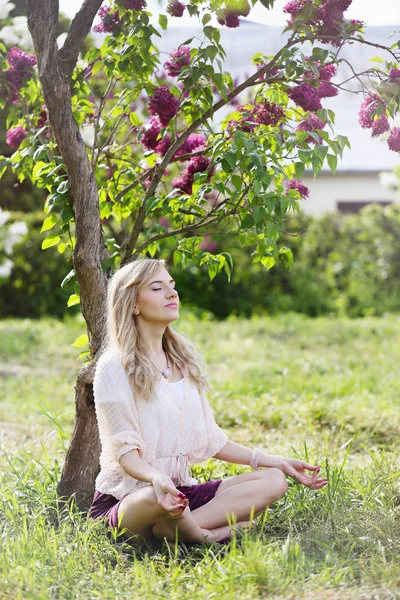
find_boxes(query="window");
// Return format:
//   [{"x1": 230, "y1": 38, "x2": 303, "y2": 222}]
[{"x1": 337, "y1": 201, "x2": 392, "y2": 214}]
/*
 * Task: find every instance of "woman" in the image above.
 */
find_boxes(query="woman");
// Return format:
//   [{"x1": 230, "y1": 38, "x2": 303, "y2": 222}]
[{"x1": 89, "y1": 258, "x2": 327, "y2": 545}]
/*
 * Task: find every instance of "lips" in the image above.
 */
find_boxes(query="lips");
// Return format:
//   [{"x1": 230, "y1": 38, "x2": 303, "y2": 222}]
[{"x1": 166, "y1": 303, "x2": 178, "y2": 308}]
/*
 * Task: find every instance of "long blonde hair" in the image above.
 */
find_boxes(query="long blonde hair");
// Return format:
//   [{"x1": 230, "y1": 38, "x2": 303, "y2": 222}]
[{"x1": 104, "y1": 257, "x2": 211, "y2": 400}]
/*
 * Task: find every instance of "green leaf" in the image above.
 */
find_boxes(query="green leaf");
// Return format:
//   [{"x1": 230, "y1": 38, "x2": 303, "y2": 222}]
[
  {"x1": 261, "y1": 255, "x2": 275, "y2": 269},
  {"x1": 61, "y1": 269, "x2": 75, "y2": 288},
  {"x1": 298, "y1": 149, "x2": 311, "y2": 164},
  {"x1": 145, "y1": 195, "x2": 161, "y2": 213},
  {"x1": 0, "y1": 157, "x2": 9, "y2": 181},
  {"x1": 158, "y1": 14, "x2": 168, "y2": 29},
  {"x1": 327, "y1": 153, "x2": 338, "y2": 174},
  {"x1": 42, "y1": 233, "x2": 60, "y2": 249},
  {"x1": 208, "y1": 261, "x2": 219, "y2": 281},
  {"x1": 225, "y1": 152, "x2": 237, "y2": 170},
  {"x1": 205, "y1": 45, "x2": 218, "y2": 62},
  {"x1": 41, "y1": 214, "x2": 58, "y2": 233},
  {"x1": 314, "y1": 144, "x2": 328, "y2": 162},
  {"x1": 279, "y1": 246, "x2": 294, "y2": 270},
  {"x1": 57, "y1": 180, "x2": 70, "y2": 194},
  {"x1": 58, "y1": 241, "x2": 70, "y2": 254},
  {"x1": 231, "y1": 174, "x2": 242, "y2": 191},
  {"x1": 33, "y1": 145, "x2": 49, "y2": 162},
  {"x1": 67, "y1": 294, "x2": 80, "y2": 307},
  {"x1": 369, "y1": 56, "x2": 384, "y2": 63},
  {"x1": 72, "y1": 334, "x2": 89, "y2": 348},
  {"x1": 240, "y1": 214, "x2": 254, "y2": 229},
  {"x1": 92, "y1": 60, "x2": 103, "y2": 75},
  {"x1": 173, "y1": 250, "x2": 182, "y2": 266},
  {"x1": 295, "y1": 162, "x2": 305, "y2": 178}
]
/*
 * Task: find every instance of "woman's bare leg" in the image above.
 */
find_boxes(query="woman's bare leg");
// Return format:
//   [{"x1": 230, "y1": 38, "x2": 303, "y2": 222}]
[
  {"x1": 117, "y1": 486, "x2": 233, "y2": 544},
  {"x1": 191, "y1": 468, "x2": 288, "y2": 530}
]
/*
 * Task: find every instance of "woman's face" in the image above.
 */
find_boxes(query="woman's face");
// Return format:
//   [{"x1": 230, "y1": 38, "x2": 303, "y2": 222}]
[{"x1": 135, "y1": 267, "x2": 179, "y2": 324}]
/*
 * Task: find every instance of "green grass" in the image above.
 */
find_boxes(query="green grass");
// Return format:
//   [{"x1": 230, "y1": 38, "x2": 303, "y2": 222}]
[{"x1": 1, "y1": 313, "x2": 400, "y2": 599}]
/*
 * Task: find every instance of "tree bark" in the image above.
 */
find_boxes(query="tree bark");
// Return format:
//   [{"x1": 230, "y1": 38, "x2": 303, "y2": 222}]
[{"x1": 26, "y1": 0, "x2": 107, "y2": 507}]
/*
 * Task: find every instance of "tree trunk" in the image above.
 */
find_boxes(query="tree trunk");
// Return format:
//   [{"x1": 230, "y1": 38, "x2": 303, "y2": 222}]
[
  {"x1": 27, "y1": 0, "x2": 107, "y2": 508},
  {"x1": 57, "y1": 365, "x2": 101, "y2": 509}
]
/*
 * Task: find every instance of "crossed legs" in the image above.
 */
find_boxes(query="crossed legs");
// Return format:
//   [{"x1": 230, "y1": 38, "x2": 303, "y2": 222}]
[{"x1": 117, "y1": 468, "x2": 288, "y2": 545}]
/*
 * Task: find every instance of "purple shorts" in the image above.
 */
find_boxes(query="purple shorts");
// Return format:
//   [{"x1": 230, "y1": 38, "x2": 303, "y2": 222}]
[{"x1": 88, "y1": 480, "x2": 223, "y2": 531}]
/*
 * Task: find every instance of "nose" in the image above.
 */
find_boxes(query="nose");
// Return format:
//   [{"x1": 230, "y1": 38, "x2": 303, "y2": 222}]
[{"x1": 167, "y1": 286, "x2": 178, "y2": 298}]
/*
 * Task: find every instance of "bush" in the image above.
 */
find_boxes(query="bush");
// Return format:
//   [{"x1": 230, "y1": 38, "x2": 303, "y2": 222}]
[
  {"x1": 3, "y1": 203, "x2": 400, "y2": 319},
  {"x1": 0, "y1": 211, "x2": 77, "y2": 318}
]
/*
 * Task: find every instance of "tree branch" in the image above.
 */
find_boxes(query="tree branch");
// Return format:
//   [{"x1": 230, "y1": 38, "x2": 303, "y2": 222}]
[
  {"x1": 119, "y1": 36, "x2": 297, "y2": 263},
  {"x1": 58, "y1": 0, "x2": 104, "y2": 79}
]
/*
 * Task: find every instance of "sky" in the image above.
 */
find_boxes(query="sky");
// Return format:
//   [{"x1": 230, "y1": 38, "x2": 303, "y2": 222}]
[{"x1": 59, "y1": 0, "x2": 400, "y2": 26}]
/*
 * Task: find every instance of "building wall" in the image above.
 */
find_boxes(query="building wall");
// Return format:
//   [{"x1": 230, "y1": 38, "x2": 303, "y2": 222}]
[{"x1": 300, "y1": 172, "x2": 400, "y2": 216}]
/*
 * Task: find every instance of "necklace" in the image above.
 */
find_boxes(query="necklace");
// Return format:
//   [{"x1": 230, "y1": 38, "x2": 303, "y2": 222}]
[{"x1": 149, "y1": 350, "x2": 171, "y2": 379}]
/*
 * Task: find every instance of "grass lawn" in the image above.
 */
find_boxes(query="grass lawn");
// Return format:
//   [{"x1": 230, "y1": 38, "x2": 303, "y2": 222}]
[{"x1": 0, "y1": 312, "x2": 400, "y2": 599}]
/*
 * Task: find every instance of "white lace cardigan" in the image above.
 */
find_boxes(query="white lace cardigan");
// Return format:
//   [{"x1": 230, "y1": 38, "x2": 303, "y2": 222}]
[{"x1": 93, "y1": 348, "x2": 228, "y2": 500}]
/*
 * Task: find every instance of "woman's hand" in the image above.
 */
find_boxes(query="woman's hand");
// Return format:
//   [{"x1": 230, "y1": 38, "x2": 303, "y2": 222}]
[
  {"x1": 152, "y1": 475, "x2": 188, "y2": 518},
  {"x1": 279, "y1": 459, "x2": 328, "y2": 490}
]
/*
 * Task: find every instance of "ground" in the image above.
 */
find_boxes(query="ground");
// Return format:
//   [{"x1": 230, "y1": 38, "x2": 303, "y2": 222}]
[{"x1": 0, "y1": 312, "x2": 399, "y2": 599}]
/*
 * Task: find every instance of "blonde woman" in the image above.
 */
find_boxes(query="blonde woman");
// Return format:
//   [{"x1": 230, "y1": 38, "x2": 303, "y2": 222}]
[{"x1": 89, "y1": 258, "x2": 327, "y2": 545}]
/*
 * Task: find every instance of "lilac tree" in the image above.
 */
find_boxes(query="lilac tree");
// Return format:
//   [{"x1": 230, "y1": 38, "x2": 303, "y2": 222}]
[{"x1": 0, "y1": 0, "x2": 399, "y2": 505}]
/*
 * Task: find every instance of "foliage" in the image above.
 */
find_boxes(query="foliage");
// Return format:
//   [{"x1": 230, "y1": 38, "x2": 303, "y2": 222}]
[
  {"x1": 1, "y1": 313, "x2": 400, "y2": 597},
  {"x1": 5, "y1": 204, "x2": 400, "y2": 319},
  {"x1": 0, "y1": 0, "x2": 399, "y2": 298},
  {"x1": 0, "y1": 211, "x2": 77, "y2": 317}
]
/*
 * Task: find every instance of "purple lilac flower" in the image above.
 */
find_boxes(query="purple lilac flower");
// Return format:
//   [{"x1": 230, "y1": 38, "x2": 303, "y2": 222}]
[
  {"x1": 317, "y1": 82, "x2": 338, "y2": 98},
  {"x1": 93, "y1": 6, "x2": 121, "y2": 33},
  {"x1": 37, "y1": 108, "x2": 47, "y2": 128},
  {"x1": 141, "y1": 117, "x2": 162, "y2": 150},
  {"x1": 172, "y1": 171, "x2": 193, "y2": 194},
  {"x1": 318, "y1": 64, "x2": 337, "y2": 81},
  {"x1": 167, "y1": 0, "x2": 185, "y2": 17},
  {"x1": 7, "y1": 47, "x2": 36, "y2": 73},
  {"x1": 4, "y1": 47, "x2": 36, "y2": 102},
  {"x1": 389, "y1": 68, "x2": 400, "y2": 81},
  {"x1": 199, "y1": 234, "x2": 218, "y2": 253},
  {"x1": 348, "y1": 19, "x2": 364, "y2": 34},
  {"x1": 388, "y1": 128, "x2": 400, "y2": 152},
  {"x1": 371, "y1": 115, "x2": 390, "y2": 137},
  {"x1": 358, "y1": 93, "x2": 386, "y2": 130},
  {"x1": 289, "y1": 83, "x2": 322, "y2": 112},
  {"x1": 296, "y1": 114, "x2": 326, "y2": 144},
  {"x1": 217, "y1": 0, "x2": 250, "y2": 27},
  {"x1": 175, "y1": 133, "x2": 206, "y2": 159},
  {"x1": 156, "y1": 134, "x2": 173, "y2": 156},
  {"x1": 173, "y1": 155, "x2": 211, "y2": 194},
  {"x1": 6, "y1": 125, "x2": 27, "y2": 149},
  {"x1": 253, "y1": 100, "x2": 285, "y2": 126},
  {"x1": 217, "y1": 11, "x2": 240, "y2": 27},
  {"x1": 164, "y1": 46, "x2": 190, "y2": 77},
  {"x1": 284, "y1": 179, "x2": 309, "y2": 199},
  {"x1": 283, "y1": 0, "x2": 313, "y2": 24},
  {"x1": 148, "y1": 85, "x2": 179, "y2": 126},
  {"x1": 159, "y1": 217, "x2": 170, "y2": 228},
  {"x1": 124, "y1": 0, "x2": 147, "y2": 9},
  {"x1": 187, "y1": 155, "x2": 210, "y2": 176}
]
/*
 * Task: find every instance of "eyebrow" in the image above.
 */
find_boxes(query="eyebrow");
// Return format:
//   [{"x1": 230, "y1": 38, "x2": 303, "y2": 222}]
[{"x1": 148, "y1": 279, "x2": 176, "y2": 286}]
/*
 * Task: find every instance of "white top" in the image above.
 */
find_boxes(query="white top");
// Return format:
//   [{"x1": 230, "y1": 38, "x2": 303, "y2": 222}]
[
  {"x1": 93, "y1": 349, "x2": 228, "y2": 500},
  {"x1": 166, "y1": 377, "x2": 185, "y2": 400}
]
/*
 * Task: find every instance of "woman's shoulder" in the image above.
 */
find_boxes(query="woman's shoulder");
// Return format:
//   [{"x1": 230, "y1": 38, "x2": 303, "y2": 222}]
[{"x1": 94, "y1": 347, "x2": 127, "y2": 381}]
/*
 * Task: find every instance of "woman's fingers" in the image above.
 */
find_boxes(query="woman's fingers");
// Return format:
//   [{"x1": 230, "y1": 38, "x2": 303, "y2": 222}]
[{"x1": 303, "y1": 463, "x2": 321, "y2": 472}]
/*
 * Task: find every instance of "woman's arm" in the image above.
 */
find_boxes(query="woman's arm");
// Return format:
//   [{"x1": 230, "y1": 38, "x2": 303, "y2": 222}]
[
  {"x1": 214, "y1": 440, "x2": 327, "y2": 490},
  {"x1": 214, "y1": 440, "x2": 283, "y2": 468},
  {"x1": 120, "y1": 450, "x2": 189, "y2": 515}
]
